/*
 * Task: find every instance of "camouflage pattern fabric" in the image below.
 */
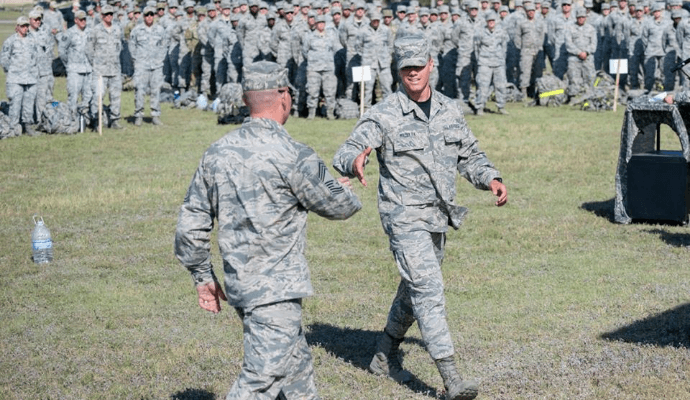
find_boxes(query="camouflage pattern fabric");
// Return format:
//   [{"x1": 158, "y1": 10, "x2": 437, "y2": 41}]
[
  {"x1": 565, "y1": 21, "x2": 597, "y2": 97},
  {"x1": 225, "y1": 300, "x2": 319, "y2": 400},
  {"x1": 130, "y1": 22, "x2": 169, "y2": 118},
  {"x1": 614, "y1": 97, "x2": 690, "y2": 223},
  {"x1": 532, "y1": 73, "x2": 568, "y2": 107},
  {"x1": 59, "y1": 25, "x2": 93, "y2": 115},
  {"x1": 1, "y1": 32, "x2": 39, "y2": 127},
  {"x1": 0, "y1": 104, "x2": 22, "y2": 139},
  {"x1": 38, "y1": 101, "x2": 79, "y2": 134},
  {"x1": 86, "y1": 22, "x2": 123, "y2": 122}
]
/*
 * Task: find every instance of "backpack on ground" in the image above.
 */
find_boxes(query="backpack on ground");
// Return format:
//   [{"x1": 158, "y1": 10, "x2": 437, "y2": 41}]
[
  {"x1": 38, "y1": 101, "x2": 79, "y2": 134},
  {"x1": 533, "y1": 73, "x2": 568, "y2": 107}
]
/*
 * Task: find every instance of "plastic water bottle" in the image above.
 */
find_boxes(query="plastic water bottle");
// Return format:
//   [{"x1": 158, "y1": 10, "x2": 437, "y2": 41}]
[
  {"x1": 174, "y1": 90, "x2": 180, "y2": 101},
  {"x1": 32, "y1": 215, "x2": 53, "y2": 264}
]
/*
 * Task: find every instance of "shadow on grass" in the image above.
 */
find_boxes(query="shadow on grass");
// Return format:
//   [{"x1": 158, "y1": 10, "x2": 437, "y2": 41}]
[
  {"x1": 580, "y1": 198, "x2": 616, "y2": 222},
  {"x1": 306, "y1": 323, "x2": 438, "y2": 398},
  {"x1": 645, "y1": 228, "x2": 690, "y2": 247},
  {"x1": 600, "y1": 302, "x2": 690, "y2": 348},
  {"x1": 170, "y1": 388, "x2": 216, "y2": 400}
]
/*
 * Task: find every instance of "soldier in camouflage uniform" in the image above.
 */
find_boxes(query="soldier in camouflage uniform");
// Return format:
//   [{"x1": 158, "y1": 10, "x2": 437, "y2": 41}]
[
  {"x1": 28, "y1": 9, "x2": 54, "y2": 123},
  {"x1": 333, "y1": 34, "x2": 507, "y2": 400},
  {"x1": 340, "y1": 1, "x2": 369, "y2": 101},
  {"x1": 86, "y1": 5, "x2": 124, "y2": 129},
  {"x1": 642, "y1": 3, "x2": 670, "y2": 91},
  {"x1": 1, "y1": 17, "x2": 39, "y2": 136},
  {"x1": 551, "y1": 0, "x2": 574, "y2": 80},
  {"x1": 59, "y1": 10, "x2": 92, "y2": 117},
  {"x1": 130, "y1": 6, "x2": 169, "y2": 126},
  {"x1": 474, "y1": 11, "x2": 508, "y2": 115},
  {"x1": 516, "y1": 3, "x2": 545, "y2": 99},
  {"x1": 302, "y1": 15, "x2": 338, "y2": 119},
  {"x1": 175, "y1": 61, "x2": 361, "y2": 400},
  {"x1": 359, "y1": 11, "x2": 393, "y2": 109},
  {"x1": 452, "y1": 1, "x2": 483, "y2": 107},
  {"x1": 565, "y1": 8, "x2": 597, "y2": 98}
]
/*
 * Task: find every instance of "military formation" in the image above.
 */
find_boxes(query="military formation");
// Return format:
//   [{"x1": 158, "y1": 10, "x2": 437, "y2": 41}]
[{"x1": 2, "y1": 0, "x2": 690, "y2": 136}]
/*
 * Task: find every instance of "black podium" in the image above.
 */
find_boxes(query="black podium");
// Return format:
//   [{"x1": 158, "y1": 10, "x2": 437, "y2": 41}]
[{"x1": 614, "y1": 100, "x2": 690, "y2": 224}]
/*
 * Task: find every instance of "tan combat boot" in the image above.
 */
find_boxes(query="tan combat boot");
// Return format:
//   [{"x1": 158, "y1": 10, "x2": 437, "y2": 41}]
[
  {"x1": 435, "y1": 356, "x2": 478, "y2": 400},
  {"x1": 369, "y1": 332, "x2": 413, "y2": 383}
]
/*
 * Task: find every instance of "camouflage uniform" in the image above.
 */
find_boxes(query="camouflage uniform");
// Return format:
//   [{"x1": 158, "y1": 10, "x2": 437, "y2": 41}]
[
  {"x1": 214, "y1": 19, "x2": 242, "y2": 85},
  {"x1": 642, "y1": 11, "x2": 670, "y2": 91},
  {"x1": 1, "y1": 26, "x2": 39, "y2": 129},
  {"x1": 236, "y1": 8, "x2": 267, "y2": 66},
  {"x1": 359, "y1": 15, "x2": 394, "y2": 108},
  {"x1": 29, "y1": 22, "x2": 54, "y2": 121},
  {"x1": 86, "y1": 11, "x2": 123, "y2": 125},
  {"x1": 175, "y1": 61, "x2": 361, "y2": 400},
  {"x1": 628, "y1": 15, "x2": 646, "y2": 90},
  {"x1": 333, "y1": 34, "x2": 501, "y2": 382},
  {"x1": 551, "y1": 5, "x2": 574, "y2": 80},
  {"x1": 565, "y1": 13, "x2": 597, "y2": 96},
  {"x1": 677, "y1": 16, "x2": 690, "y2": 90},
  {"x1": 58, "y1": 21, "x2": 93, "y2": 116},
  {"x1": 339, "y1": 9, "x2": 369, "y2": 100},
  {"x1": 515, "y1": 7, "x2": 546, "y2": 93},
  {"x1": 452, "y1": 11, "x2": 483, "y2": 104},
  {"x1": 474, "y1": 14, "x2": 508, "y2": 111},
  {"x1": 130, "y1": 13, "x2": 169, "y2": 121},
  {"x1": 302, "y1": 20, "x2": 339, "y2": 117}
]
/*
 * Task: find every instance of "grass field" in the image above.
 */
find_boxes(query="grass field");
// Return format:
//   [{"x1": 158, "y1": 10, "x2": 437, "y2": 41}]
[{"x1": 1, "y1": 16, "x2": 690, "y2": 400}]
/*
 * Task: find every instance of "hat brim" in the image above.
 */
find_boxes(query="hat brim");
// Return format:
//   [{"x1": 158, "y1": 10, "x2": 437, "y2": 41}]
[{"x1": 398, "y1": 57, "x2": 428, "y2": 70}]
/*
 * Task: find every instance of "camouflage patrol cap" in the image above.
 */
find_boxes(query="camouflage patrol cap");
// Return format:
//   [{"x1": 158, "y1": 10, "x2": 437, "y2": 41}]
[
  {"x1": 242, "y1": 61, "x2": 290, "y2": 92},
  {"x1": 467, "y1": 0, "x2": 479, "y2": 9},
  {"x1": 230, "y1": 12, "x2": 241, "y2": 20},
  {"x1": 49, "y1": 1, "x2": 58, "y2": 8},
  {"x1": 382, "y1": 8, "x2": 393, "y2": 16},
  {"x1": 249, "y1": 0, "x2": 260, "y2": 6},
  {"x1": 183, "y1": 0, "x2": 195, "y2": 9},
  {"x1": 672, "y1": 9, "x2": 684, "y2": 18},
  {"x1": 560, "y1": 0, "x2": 571, "y2": 5},
  {"x1": 16, "y1": 16, "x2": 30, "y2": 26},
  {"x1": 102, "y1": 4, "x2": 115, "y2": 14},
  {"x1": 133, "y1": 6, "x2": 142, "y2": 13},
  {"x1": 651, "y1": 2, "x2": 663, "y2": 11},
  {"x1": 74, "y1": 10, "x2": 87, "y2": 19},
  {"x1": 156, "y1": 2, "x2": 166, "y2": 9},
  {"x1": 354, "y1": 0, "x2": 365, "y2": 9},
  {"x1": 29, "y1": 9, "x2": 42, "y2": 19},
  {"x1": 207, "y1": 3, "x2": 216, "y2": 10},
  {"x1": 575, "y1": 7, "x2": 586, "y2": 16},
  {"x1": 450, "y1": 6, "x2": 461, "y2": 14},
  {"x1": 524, "y1": 2, "x2": 535, "y2": 10},
  {"x1": 315, "y1": 14, "x2": 326, "y2": 22},
  {"x1": 499, "y1": 5, "x2": 509, "y2": 12},
  {"x1": 601, "y1": 2, "x2": 610, "y2": 9},
  {"x1": 397, "y1": 5, "x2": 407, "y2": 13},
  {"x1": 395, "y1": 33, "x2": 430, "y2": 70},
  {"x1": 331, "y1": 6, "x2": 341, "y2": 13},
  {"x1": 439, "y1": 5, "x2": 449, "y2": 13},
  {"x1": 610, "y1": 1, "x2": 618, "y2": 7},
  {"x1": 668, "y1": 0, "x2": 682, "y2": 6},
  {"x1": 430, "y1": 8, "x2": 438, "y2": 15},
  {"x1": 514, "y1": 0, "x2": 523, "y2": 6},
  {"x1": 484, "y1": 10, "x2": 497, "y2": 20},
  {"x1": 369, "y1": 10, "x2": 382, "y2": 19},
  {"x1": 196, "y1": 6, "x2": 207, "y2": 14},
  {"x1": 307, "y1": 9, "x2": 316, "y2": 17},
  {"x1": 220, "y1": 0, "x2": 232, "y2": 9},
  {"x1": 419, "y1": 6, "x2": 429, "y2": 15}
]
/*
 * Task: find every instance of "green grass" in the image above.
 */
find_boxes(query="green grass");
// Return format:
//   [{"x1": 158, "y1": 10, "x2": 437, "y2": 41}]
[{"x1": 1, "y1": 16, "x2": 690, "y2": 400}]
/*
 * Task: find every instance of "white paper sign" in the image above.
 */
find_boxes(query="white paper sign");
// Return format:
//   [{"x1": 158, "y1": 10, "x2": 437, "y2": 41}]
[
  {"x1": 352, "y1": 66, "x2": 372, "y2": 82},
  {"x1": 609, "y1": 59, "x2": 628, "y2": 74}
]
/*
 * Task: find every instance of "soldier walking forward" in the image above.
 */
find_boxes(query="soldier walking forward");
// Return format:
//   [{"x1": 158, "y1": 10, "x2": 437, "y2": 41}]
[
  {"x1": 175, "y1": 61, "x2": 361, "y2": 400},
  {"x1": 333, "y1": 34, "x2": 508, "y2": 400}
]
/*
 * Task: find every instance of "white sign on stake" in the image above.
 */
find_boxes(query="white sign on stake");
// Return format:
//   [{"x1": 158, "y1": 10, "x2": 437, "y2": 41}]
[
  {"x1": 609, "y1": 59, "x2": 628, "y2": 75},
  {"x1": 352, "y1": 66, "x2": 372, "y2": 82}
]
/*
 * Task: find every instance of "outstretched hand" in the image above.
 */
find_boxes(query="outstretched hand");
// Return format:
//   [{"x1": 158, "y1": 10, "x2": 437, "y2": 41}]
[
  {"x1": 490, "y1": 179, "x2": 508, "y2": 207},
  {"x1": 196, "y1": 280, "x2": 227, "y2": 314},
  {"x1": 353, "y1": 147, "x2": 373, "y2": 187}
]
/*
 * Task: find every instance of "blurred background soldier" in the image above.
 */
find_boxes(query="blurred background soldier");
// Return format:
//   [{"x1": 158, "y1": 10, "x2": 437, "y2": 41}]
[
  {"x1": 474, "y1": 11, "x2": 508, "y2": 115},
  {"x1": 28, "y1": 8, "x2": 55, "y2": 123},
  {"x1": 1, "y1": 17, "x2": 39, "y2": 136},
  {"x1": 237, "y1": 0, "x2": 268, "y2": 67},
  {"x1": 452, "y1": 0, "x2": 482, "y2": 110},
  {"x1": 677, "y1": 8, "x2": 690, "y2": 90},
  {"x1": 43, "y1": 1, "x2": 66, "y2": 40},
  {"x1": 187, "y1": 6, "x2": 208, "y2": 96},
  {"x1": 359, "y1": 11, "x2": 393, "y2": 110},
  {"x1": 628, "y1": 6, "x2": 646, "y2": 90},
  {"x1": 418, "y1": 7, "x2": 442, "y2": 89},
  {"x1": 302, "y1": 14, "x2": 338, "y2": 119},
  {"x1": 565, "y1": 8, "x2": 597, "y2": 100},
  {"x1": 662, "y1": 10, "x2": 683, "y2": 91},
  {"x1": 85, "y1": 5, "x2": 99, "y2": 29},
  {"x1": 159, "y1": 1, "x2": 179, "y2": 86},
  {"x1": 595, "y1": 3, "x2": 611, "y2": 75},
  {"x1": 642, "y1": 3, "x2": 669, "y2": 91},
  {"x1": 175, "y1": 61, "x2": 360, "y2": 400},
  {"x1": 340, "y1": 1, "x2": 369, "y2": 101},
  {"x1": 122, "y1": 7, "x2": 141, "y2": 80},
  {"x1": 271, "y1": 6, "x2": 299, "y2": 104},
  {"x1": 198, "y1": 3, "x2": 217, "y2": 98},
  {"x1": 59, "y1": 10, "x2": 92, "y2": 118},
  {"x1": 175, "y1": 0, "x2": 198, "y2": 95},
  {"x1": 214, "y1": 2, "x2": 241, "y2": 87},
  {"x1": 551, "y1": 0, "x2": 574, "y2": 80},
  {"x1": 86, "y1": 5, "x2": 123, "y2": 129},
  {"x1": 130, "y1": 6, "x2": 169, "y2": 126},
  {"x1": 503, "y1": 0, "x2": 524, "y2": 89},
  {"x1": 516, "y1": 2, "x2": 545, "y2": 99}
]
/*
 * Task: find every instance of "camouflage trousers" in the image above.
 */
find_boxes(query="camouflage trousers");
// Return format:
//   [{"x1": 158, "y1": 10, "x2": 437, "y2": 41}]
[
  {"x1": 456, "y1": 55, "x2": 476, "y2": 104},
  {"x1": 177, "y1": 50, "x2": 192, "y2": 90},
  {"x1": 66, "y1": 71, "x2": 93, "y2": 116},
  {"x1": 506, "y1": 41, "x2": 520, "y2": 86},
  {"x1": 553, "y1": 43, "x2": 568, "y2": 80},
  {"x1": 201, "y1": 51, "x2": 214, "y2": 97},
  {"x1": 90, "y1": 74, "x2": 122, "y2": 120},
  {"x1": 344, "y1": 52, "x2": 361, "y2": 101},
  {"x1": 440, "y1": 49, "x2": 458, "y2": 98},
  {"x1": 121, "y1": 42, "x2": 134, "y2": 77},
  {"x1": 384, "y1": 231, "x2": 454, "y2": 360},
  {"x1": 628, "y1": 52, "x2": 644, "y2": 90},
  {"x1": 6, "y1": 82, "x2": 37, "y2": 127},
  {"x1": 362, "y1": 65, "x2": 393, "y2": 108},
  {"x1": 35, "y1": 73, "x2": 54, "y2": 123},
  {"x1": 663, "y1": 53, "x2": 679, "y2": 91},
  {"x1": 566, "y1": 55, "x2": 595, "y2": 97},
  {"x1": 134, "y1": 66, "x2": 164, "y2": 117},
  {"x1": 306, "y1": 69, "x2": 337, "y2": 111},
  {"x1": 226, "y1": 299, "x2": 320, "y2": 400},
  {"x1": 519, "y1": 47, "x2": 544, "y2": 91},
  {"x1": 476, "y1": 64, "x2": 507, "y2": 110},
  {"x1": 643, "y1": 55, "x2": 664, "y2": 92},
  {"x1": 215, "y1": 58, "x2": 241, "y2": 89}
]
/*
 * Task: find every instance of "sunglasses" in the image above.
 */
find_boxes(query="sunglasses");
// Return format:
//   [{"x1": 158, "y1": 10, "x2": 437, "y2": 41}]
[{"x1": 145, "y1": 12, "x2": 155, "y2": 16}]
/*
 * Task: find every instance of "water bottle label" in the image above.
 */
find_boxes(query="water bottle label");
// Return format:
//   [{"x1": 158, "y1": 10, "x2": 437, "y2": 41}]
[{"x1": 32, "y1": 239, "x2": 53, "y2": 250}]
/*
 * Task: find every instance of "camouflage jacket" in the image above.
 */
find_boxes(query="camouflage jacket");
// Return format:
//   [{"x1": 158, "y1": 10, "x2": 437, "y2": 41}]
[
  {"x1": 565, "y1": 21, "x2": 597, "y2": 57},
  {"x1": 333, "y1": 89, "x2": 501, "y2": 236},
  {"x1": 515, "y1": 16, "x2": 545, "y2": 51},
  {"x1": 270, "y1": 18, "x2": 297, "y2": 66},
  {"x1": 474, "y1": 25, "x2": 508, "y2": 67},
  {"x1": 58, "y1": 25, "x2": 92, "y2": 74},
  {"x1": 0, "y1": 33, "x2": 39, "y2": 85},
  {"x1": 302, "y1": 28, "x2": 338, "y2": 72},
  {"x1": 129, "y1": 22, "x2": 169, "y2": 70},
  {"x1": 29, "y1": 26, "x2": 53, "y2": 77},
  {"x1": 175, "y1": 117, "x2": 361, "y2": 310},
  {"x1": 359, "y1": 23, "x2": 393, "y2": 69},
  {"x1": 642, "y1": 17, "x2": 670, "y2": 57},
  {"x1": 86, "y1": 22, "x2": 123, "y2": 76}
]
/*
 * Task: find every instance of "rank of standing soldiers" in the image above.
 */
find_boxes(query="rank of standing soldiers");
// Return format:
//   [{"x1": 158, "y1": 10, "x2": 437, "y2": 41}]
[{"x1": 2, "y1": 0, "x2": 690, "y2": 137}]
